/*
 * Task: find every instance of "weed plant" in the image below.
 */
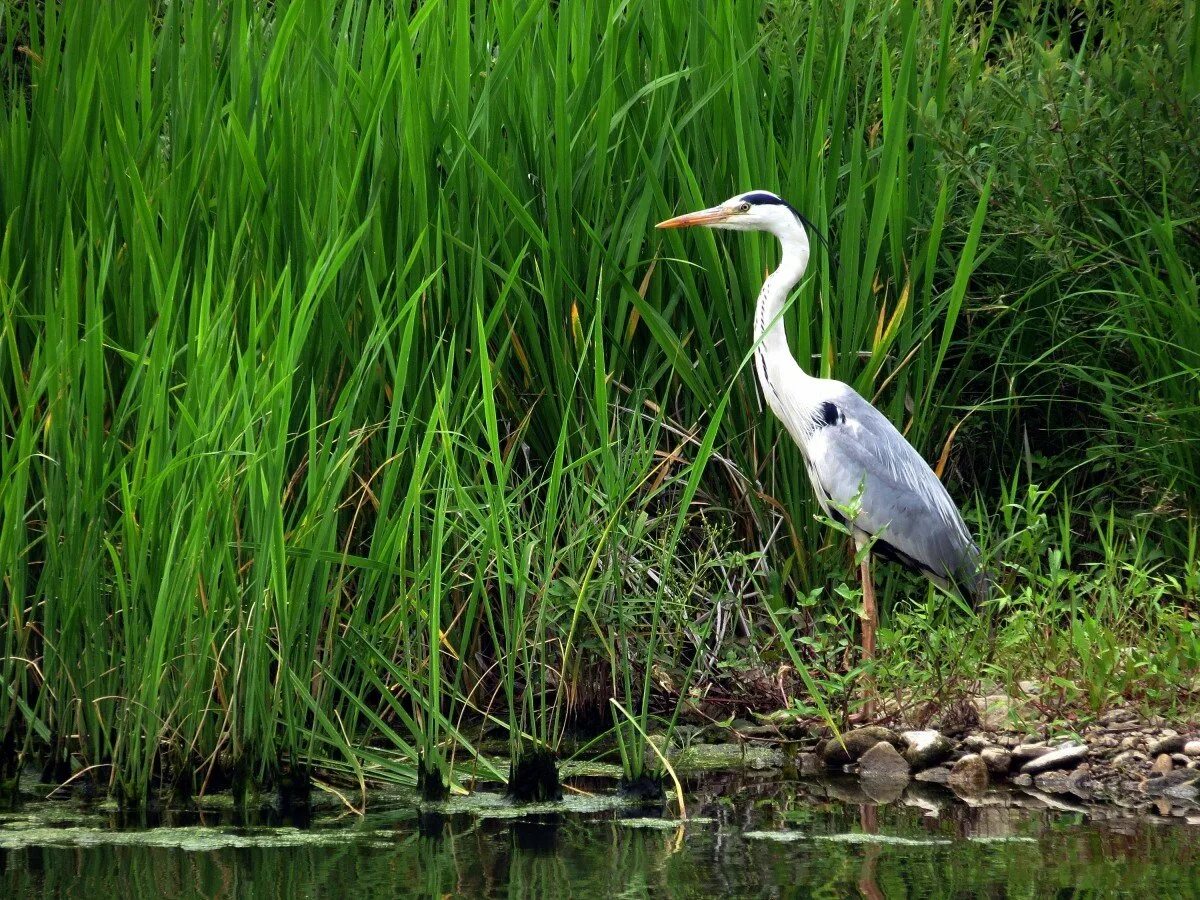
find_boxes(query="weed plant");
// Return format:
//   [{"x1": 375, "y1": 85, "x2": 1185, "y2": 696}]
[{"x1": 1, "y1": 0, "x2": 1197, "y2": 806}]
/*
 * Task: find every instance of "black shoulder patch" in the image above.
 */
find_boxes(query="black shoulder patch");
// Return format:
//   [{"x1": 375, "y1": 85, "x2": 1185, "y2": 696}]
[{"x1": 816, "y1": 401, "x2": 843, "y2": 428}]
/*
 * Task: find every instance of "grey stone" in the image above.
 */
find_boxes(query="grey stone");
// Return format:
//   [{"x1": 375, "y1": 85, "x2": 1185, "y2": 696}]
[
  {"x1": 1112, "y1": 750, "x2": 1148, "y2": 770},
  {"x1": 1034, "y1": 771, "x2": 1074, "y2": 793},
  {"x1": 948, "y1": 754, "x2": 989, "y2": 794},
  {"x1": 900, "y1": 730, "x2": 954, "y2": 770},
  {"x1": 821, "y1": 727, "x2": 900, "y2": 766},
  {"x1": 1012, "y1": 743, "x2": 1052, "y2": 765},
  {"x1": 973, "y1": 695, "x2": 1018, "y2": 731},
  {"x1": 979, "y1": 747, "x2": 1012, "y2": 775},
  {"x1": 1099, "y1": 707, "x2": 1136, "y2": 725},
  {"x1": 914, "y1": 766, "x2": 951, "y2": 784},
  {"x1": 1163, "y1": 782, "x2": 1200, "y2": 802},
  {"x1": 1184, "y1": 741, "x2": 1200, "y2": 757},
  {"x1": 795, "y1": 752, "x2": 823, "y2": 777},
  {"x1": 1149, "y1": 734, "x2": 1187, "y2": 756},
  {"x1": 1012, "y1": 774, "x2": 1033, "y2": 787},
  {"x1": 1020, "y1": 743, "x2": 1088, "y2": 775},
  {"x1": 1173, "y1": 753, "x2": 1191, "y2": 767},
  {"x1": 961, "y1": 734, "x2": 991, "y2": 752},
  {"x1": 1142, "y1": 769, "x2": 1200, "y2": 797},
  {"x1": 858, "y1": 741, "x2": 911, "y2": 782}
]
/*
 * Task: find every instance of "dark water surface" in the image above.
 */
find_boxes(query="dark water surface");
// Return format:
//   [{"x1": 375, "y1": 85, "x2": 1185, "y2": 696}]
[{"x1": 4, "y1": 774, "x2": 1199, "y2": 898}]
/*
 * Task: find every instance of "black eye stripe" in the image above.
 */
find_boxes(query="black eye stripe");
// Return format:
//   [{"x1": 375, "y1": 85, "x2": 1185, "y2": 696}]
[
  {"x1": 738, "y1": 192, "x2": 833, "y2": 257},
  {"x1": 740, "y1": 192, "x2": 785, "y2": 206}
]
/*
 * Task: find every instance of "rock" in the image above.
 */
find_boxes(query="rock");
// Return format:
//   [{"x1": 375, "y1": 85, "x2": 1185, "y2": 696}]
[
  {"x1": 1184, "y1": 741, "x2": 1200, "y2": 757},
  {"x1": 1099, "y1": 708, "x2": 1136, "y2": 725},
  {"x1": 900, "y1": 731, "x2": 954, "y2": 770},
  {"x1": 1173, "y1": 753, "x2": 1191, "y2": 767},
  {"x1": 1163, "y1": 782, "x2": 1200, "y2": 802},
  {"x1": 1012, "y1": 744, "x2": 1052, "y2": 766},
  {"x1": 858, "y1": 742, "x2": 911, "y2": 782},
  {"x1": 1118, "y1": 736, "x2": 1140, "y2": 751},
  {"x1": 1017, "y1": 679, "x2": 1042, "y2": 696},
  {"x1": 1021, "y1": 743, "x2": 1088, "y2": 775},
  {"x1": 948, "y1": 754, "x2": 989, "y2": 794},
  {"x1": 1065, "y1": 763, "x2": 1099, "y2": 801},
  {"x1": 1152, "y1": 754, "x2": 1174, "y2": 775},
  {"x1": 1149, "y1": 734, "x2": 1186, "y2": 756},
  {"x1": 962, "y1": 734, "x2": 991, "y2": 752},
  {"x1": 981, "y1": 747, "x2": 1013, "y2": 775},
  {"x1": 1142, "y1": 769, "x2": 1200, "y2": 797},
  {"x1": 821, "y1": 727, "x2": 900, "y2": 766},
  {"x1": 1011, "y1": 773, "x2": 1033, "y2": 787},
  {"x1": 1112, "y1": 750, "x2": 1148, "y2": 771},
  {"x1": 914, "y1": 766, "x2": 951, "y2": 785},
  {"x1": 973, "y1": 695, "x2": 1018, "y2": 731},
  {"x1": 795, "y1": 752, "x2": 823, "y2": 777},
  {"x1": 1040, "y1": 763, "x2": 1096, "y2": 799}
]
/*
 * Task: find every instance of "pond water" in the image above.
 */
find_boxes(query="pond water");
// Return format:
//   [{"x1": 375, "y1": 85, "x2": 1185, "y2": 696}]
[{"x1": 3, "y1": 773, "x2": 1199, "y2": 898}]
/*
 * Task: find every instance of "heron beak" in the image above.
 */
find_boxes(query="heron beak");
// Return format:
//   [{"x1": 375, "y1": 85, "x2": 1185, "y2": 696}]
[{"x1": 655, "y1": 206, "x2": 731, "y2": 229}]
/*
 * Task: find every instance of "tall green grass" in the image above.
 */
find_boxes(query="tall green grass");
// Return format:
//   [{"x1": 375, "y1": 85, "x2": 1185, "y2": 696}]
[{"x1": 2, "y1": 0, "x2": 1197, "y2": 806}]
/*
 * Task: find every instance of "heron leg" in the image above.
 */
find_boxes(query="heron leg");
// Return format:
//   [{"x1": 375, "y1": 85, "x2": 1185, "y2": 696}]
[{"x1": 858, "y1": 547, "x2": 878, "y2": 720}]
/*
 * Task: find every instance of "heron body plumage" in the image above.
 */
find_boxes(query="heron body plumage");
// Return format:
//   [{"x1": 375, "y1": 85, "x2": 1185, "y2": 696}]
[{"x1": 658, "y1": 190, "x2": 985, "y2": 601}]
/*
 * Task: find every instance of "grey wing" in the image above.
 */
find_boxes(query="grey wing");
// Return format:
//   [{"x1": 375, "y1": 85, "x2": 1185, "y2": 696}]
[{"x1": 805, "y1": 387, "x2": 981, "y2": 593}]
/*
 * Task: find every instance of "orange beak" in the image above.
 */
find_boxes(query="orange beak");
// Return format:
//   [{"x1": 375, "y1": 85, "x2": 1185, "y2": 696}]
[{"x1": 655, "y1": 206, "x2": 730, "y2": 229}]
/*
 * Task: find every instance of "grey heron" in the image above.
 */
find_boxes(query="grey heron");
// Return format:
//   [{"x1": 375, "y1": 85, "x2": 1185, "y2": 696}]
[{"x1": 657, "y1": 190, "x2": 984, "y2": 716}]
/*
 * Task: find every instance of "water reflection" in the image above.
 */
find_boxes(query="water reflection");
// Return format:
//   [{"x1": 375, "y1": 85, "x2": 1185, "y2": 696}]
[{"x1": 4, "y1": 775, "x2": 1200, "y2": 898}]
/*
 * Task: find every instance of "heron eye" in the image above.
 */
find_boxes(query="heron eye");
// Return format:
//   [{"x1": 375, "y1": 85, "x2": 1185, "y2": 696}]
[{"x1": 739, "y1": 202, "x2": 752, "y2": 212}]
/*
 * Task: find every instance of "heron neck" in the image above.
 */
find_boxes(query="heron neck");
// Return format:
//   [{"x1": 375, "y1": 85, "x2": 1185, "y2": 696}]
[{"x1": 753, "y1": 224, "x2": 813, "y2": 387}]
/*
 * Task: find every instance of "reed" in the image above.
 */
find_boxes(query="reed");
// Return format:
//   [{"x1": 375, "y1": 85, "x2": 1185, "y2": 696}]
[{"x1": 1, "y1": 0, "x2": 1196, "y2": 805}]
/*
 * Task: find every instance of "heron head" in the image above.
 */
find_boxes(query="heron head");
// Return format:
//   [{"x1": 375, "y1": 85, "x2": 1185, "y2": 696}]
[{"x1": 655, "y1": 190, "x2": 805, "y2": 235}]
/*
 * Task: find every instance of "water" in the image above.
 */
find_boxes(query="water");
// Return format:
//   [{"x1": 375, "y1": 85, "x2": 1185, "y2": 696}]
[{"x1": 4, "y1": 774, "x2": 1199, "y2": 898}]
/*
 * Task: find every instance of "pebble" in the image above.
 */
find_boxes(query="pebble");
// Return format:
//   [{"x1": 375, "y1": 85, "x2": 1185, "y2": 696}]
[
  {"x1": 1185, "y1": 741, "x2": 1200, "y2": 757},
  {"x1": 1172, "y1": 753, "x2": 1191, "y2": 767},
  {"x1": 1020, "y1": 743, "x2": 1088, "y2": 775},
  {"x1": 1012, "y1": 773, "x2": 1033, "y2": 787},
  {"x1": 948, "y1": 754, "x2": 989, "y2": 794}
]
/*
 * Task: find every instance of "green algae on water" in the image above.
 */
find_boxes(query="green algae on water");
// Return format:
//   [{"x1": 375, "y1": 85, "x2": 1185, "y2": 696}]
[
  {"x1": 0, "y1": 825, "x2": 392, "y2": 852},
  {"x1": 672, "y1": 743, "x2": 784, "y2": 774}
]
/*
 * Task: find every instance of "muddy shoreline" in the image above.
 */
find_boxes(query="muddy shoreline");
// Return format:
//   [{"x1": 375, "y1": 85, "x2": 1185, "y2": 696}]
[{"x1": 3, "y1": 692, "x2": 1199, "y2": 827}]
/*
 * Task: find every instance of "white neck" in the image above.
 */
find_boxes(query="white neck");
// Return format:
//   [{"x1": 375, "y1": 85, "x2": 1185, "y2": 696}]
[{"x1": 753, "y1": 217, "x2": 815, "y2": 416}]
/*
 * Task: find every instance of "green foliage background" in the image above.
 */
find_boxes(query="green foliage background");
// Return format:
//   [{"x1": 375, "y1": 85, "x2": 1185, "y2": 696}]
[{"x1": 1, "y1": 0, "x2": 1197, "y2": 803}]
